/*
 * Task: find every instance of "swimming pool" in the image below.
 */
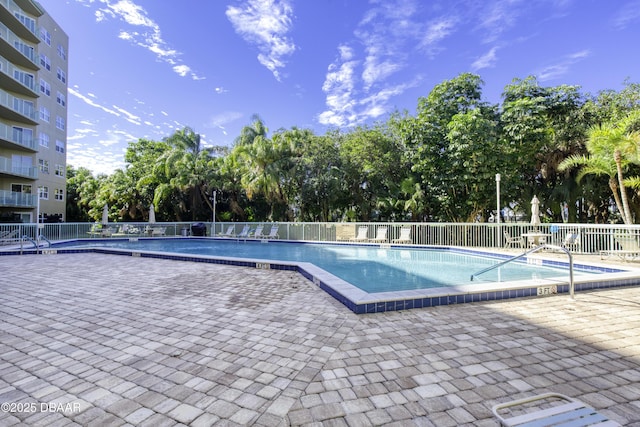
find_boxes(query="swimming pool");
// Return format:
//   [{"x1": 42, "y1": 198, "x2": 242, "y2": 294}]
[
  {"x1": 43, "y1": 237, "x2": 638, "y2": 314},
  {"x1": 54, "y1": 238, "x2": 599, "y2": 292}
]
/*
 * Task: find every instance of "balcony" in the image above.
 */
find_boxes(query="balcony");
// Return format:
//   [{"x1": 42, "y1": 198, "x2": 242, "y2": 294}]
[
  {"x1": 0, "y1": 156, "x2": 37, "y2": 179},
  {"x1": 0, "y1": 88, "x2": 37, "y2": 125},
  {"x1": 0, "y1": 0, "x2": 40, "y2": 43},
  {"x1": 0, "y1": 21, "x2": 38, "y2": 70},
  {"x1": 0, "y1": 122, "x2": 37, "y2": 151},
  {"x1": 0, "y1": 188, "x2": 36, "y2": 207},
  {"x1": 0, "y1": 56, "x2": 37, "y2": 97}
]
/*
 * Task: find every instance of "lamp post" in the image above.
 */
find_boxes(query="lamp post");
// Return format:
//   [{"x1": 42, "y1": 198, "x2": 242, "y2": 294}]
[
  {"x1": 211, "y1": 190, "x2": 217, "y2": 235},
  {"x1": 495, "y1": 174, "x2": 501, "y2": 248},
  {"x1": 495, "y1": 174, "x2": 501, "y2": 224}
]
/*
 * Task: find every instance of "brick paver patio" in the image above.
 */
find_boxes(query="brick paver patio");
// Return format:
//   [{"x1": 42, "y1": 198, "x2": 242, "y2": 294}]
[{"x1": 1, "y1": 253, "x2": 639, "y2": 426}]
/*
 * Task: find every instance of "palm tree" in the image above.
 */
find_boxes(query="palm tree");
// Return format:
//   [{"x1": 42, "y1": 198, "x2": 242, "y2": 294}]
[
  {"x1": 154, "y1": 127, "x2": 216, "y2": 221},
  {"x1": 559, "y1": 111, "x2": 640, "y2": 224}
]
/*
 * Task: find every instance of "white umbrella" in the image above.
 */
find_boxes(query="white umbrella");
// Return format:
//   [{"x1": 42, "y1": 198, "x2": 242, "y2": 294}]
[
  {"x1": 102, "y1": 204, "x2": 109, "y2": 226},
  {"x1": 530, "y1": 196, "x2": 541, "y2": 228},
  {"x1": 149, "y1": 204, "x2": 156, "y2": 224}
]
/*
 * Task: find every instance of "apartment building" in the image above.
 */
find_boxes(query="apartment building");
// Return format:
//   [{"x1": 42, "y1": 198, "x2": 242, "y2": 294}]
[{"x1": 0, "y1": 0, "x2": 68, "y2": 223}]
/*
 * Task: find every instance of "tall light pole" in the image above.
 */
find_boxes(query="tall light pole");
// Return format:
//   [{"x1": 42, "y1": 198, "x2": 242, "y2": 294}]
[
  {"x1": 495, "y1": 174, "x2": 501, "y2": 248},
  {"x1": 211, "y1": 190, "x2": 217, "y2": 235},
  {"x1": 495, "y1": 174, "x2": 501, "y2": 224}
]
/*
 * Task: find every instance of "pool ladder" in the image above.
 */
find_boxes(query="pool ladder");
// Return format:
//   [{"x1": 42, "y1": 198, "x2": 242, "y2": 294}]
[{"x1": 470, "y1": 244, "x2": 575, "y2": 299}]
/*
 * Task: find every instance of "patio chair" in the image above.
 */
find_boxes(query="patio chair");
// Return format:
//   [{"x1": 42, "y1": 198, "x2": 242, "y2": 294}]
[
  {"x1": 250, "y1": 225, "x2": 264, "y2": 238},
  {"x1": 257, "y1": 225, "x2": 279, "y2": 239},
  {"x1": 218, "y1": 225, "x2": 235, "y2": 237},
  {"x1": 236, "y1": 225, "x2": 251, "y2": 238},
  {"x1": 561, "y1": 232, "x2": 580, "y2": 251},
  {"x1": 151, "y1": 227, "x2": 166, "y2": 236},
  {"x1": 600, "y1": 233, "x2": 640, "y2": 261},
  {"x1": 503, "y1": 231, "x2": 524, "y2": 249},
  {"x1": 370, "y1": 226, "x2": 388, "y2": 243},
  {"x1": 492, "y1": 392, "x2": 621, "y2": 426},
  {"x1": 0, "y1": 229, "x2": 19, "y2": 245},
  {"x1": 350, "y1": 226, "x2": 369, "y2": 242},
  {"x1": 392, "y1": 227, "x2": 412, "y2": 244}
]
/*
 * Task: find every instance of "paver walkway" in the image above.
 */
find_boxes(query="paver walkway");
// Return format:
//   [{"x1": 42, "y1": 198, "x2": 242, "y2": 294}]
[{"x1": 1, "y1": 253, "x2": 639, "y2": 426}]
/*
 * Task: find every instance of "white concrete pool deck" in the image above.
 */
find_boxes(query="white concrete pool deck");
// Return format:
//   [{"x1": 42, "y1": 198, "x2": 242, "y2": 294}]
[{"x1": 1, "y1": 252, "x2": 639, "y2": 426}]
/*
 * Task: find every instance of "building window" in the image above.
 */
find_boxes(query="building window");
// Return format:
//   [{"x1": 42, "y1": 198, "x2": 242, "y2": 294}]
[
  {"x1": 40, "y1": 28, "x2": 51, "y2": 45},
  {"x1": 14, "y1": 98, "x2": 34, "y2": 118},
  {"x1": 40, "y1": 53, "x2": 51, "y2": 71},
  {"x1": 39, "y1": 186, "x2": 49, "y2": 200},
  {"x1": 55, "y1": 116, "x2": 65, "y2": 131},
  {"x1": 13, "y1": 40, "x2": 34, "y2": 60},
  {"x1": 40, "y1": 106, "x2": 50, "y2": 122},
  {"x1": 11, "y1": 183, "x2": 32, "y2": 194},
  {"x1": 39, "y1": 159, "x2": 49, "y2": 174},
  {"x1": 15, "y1": 13, "x2": 36, "y2": 34},
  {"x1": 55, "y1": 164, "x2": 65, "y2": 177},
  {"x1": 57, "y1": 44, "x2": 66, "y2": 60},
  {"x1": 14, "y1": 70, "x2": 34, "y2": 89},
  {"x1": 40, "y1": 79, "x2": 51, "y2": 96},
  {"x1": 56, "y1": 91, "x2": 66, "y2": 107},
  {"x1": 56, "y1": 67, "x2": 66, "y2": 83},
  {"x1": 55, "y1": 140, "x2": 65, "y2": 153},
  {"x1": 55, "y1": 188, "x2": 64, "y2": 201},
  {"x1": 12, "y1": 126, "x2": 33, "y2": 145},
  {"x1": 39, "y1": 132, "x2": 49, "y2": 148}
]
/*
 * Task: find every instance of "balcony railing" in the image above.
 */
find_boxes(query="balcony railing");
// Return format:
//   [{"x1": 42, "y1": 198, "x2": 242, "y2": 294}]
[
  {"x1": 0, "y1": 156, "x2": 37, "y2": 178},
  {"x1": 4, "y1": 221, "x2": 640, "y2": 257},
  {"x1": 0, "y1": 88, "x2": 37, "y2": 123},
  {"x1": 0, "y1": 189, "x2": 35, "y2": 207},
  {"x1": 0, "y1": 21, "x2": 38, "y2": 69},
  {"x1": 0, "y1": 122, "x2": 36, "y2": 150},
  {"x1": 0, "y1": 56, "x2": 37, "y2": 94}
]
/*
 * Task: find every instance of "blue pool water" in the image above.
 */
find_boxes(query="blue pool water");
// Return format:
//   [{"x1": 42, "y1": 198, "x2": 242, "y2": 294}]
[{"x1": 55, "y1": 238, "x2": 594, "y2": 293}]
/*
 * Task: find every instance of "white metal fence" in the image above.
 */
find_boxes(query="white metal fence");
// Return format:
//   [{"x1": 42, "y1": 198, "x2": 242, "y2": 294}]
[{"x1": 2, "y1": 221, "x2": 640, "y2": 255}]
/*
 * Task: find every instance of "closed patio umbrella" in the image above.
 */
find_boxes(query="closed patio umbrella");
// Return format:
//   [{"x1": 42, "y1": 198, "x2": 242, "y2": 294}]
[
  {"x1": 530, "y1": 196, "x2": 541, "y2": 229},
  {"x1": 102, "y1": 204, "x2": 109, "y2": 227},
  {"x1": 149, "y1": 204, "x2": 156, "y2": 224}
]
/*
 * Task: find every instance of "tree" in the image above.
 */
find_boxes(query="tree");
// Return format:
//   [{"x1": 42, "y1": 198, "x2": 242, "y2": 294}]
[
  {"x1": 501, "y1": 77, "x2": 588, "y2": 220},
  {"x1": 65, "y1": 166, "x2": 95, "y2": 222},
  {"x1": 153, "y1": 127, "x2": 218, "y2": 221},
  {"x1": 559, "y1": 111, "x2": 640, "y2": 224}
]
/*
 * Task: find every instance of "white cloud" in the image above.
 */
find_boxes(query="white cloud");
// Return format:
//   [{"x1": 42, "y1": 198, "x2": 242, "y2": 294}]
[
  {"x1": 68, "y1": 87, "x2": 121, "y2": 117},
  {"x1": 537, "y1": 49, "x2": 591, "y2": 81},
  {"x1": 319, "y1": 0, "x2": 425, "y2": 127},
  {"x1": 84, "y1": 0, "x2": 203, "y2": 80},
  {"x1": 471, "y1": 46, "x2": 499, "y2": 71},
  {"x1": 226, "y1": 0, "x2": 296, "y2": 81},
  {"x1": 477, "y1": 0, "x2": 522, "y2": 43},
  {"x1": 421, "y1": 17, "x2": 458, "y2": 54},
  {"x1": 612, "y1": 0, "x2": 640, "y2": 29}
]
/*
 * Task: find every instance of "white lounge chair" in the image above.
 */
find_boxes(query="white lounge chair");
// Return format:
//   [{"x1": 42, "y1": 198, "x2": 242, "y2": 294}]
[
  {"x1": 392, "y1": 227, "x2": 412, "y2": 244},
  {"x1": 350, "y1": 226, "x2": 369, "y2": 242},
  {"x1": 219, "y1": 225, "x2": 235, "y2": 237},
  {"x1": 561, "y1": 232, "x2": 580, "y2": 251},
  {"x1": 236, "y1": 225, "x2": 251, "y2": 238},
  {"x1": 0, "y1": 229, "x2": 19, "y2": 245},
  {"x1": 492, "y1": 392, "x2": 621, "y2": 426},
  {"x1": 370, "y1": 226, "x2": 388, "y2": 243},
  {"x1": 601, "y1": 233, "x2": 640, "y2": 261},
  {"x1": 250, "y1": 225, "x2": 264, "y2": 238},
  {"x1": 257, "y1": 225, "x2": 279, "y2": 239}
]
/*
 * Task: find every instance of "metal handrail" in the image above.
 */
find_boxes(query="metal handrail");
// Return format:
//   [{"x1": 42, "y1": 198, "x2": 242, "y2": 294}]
[
  {"x1": 38, "y1": 234, "x2": 51, "y2": 247},
  {"x1": 470, "y1": 244, "x2": 575, "y2": 299}
]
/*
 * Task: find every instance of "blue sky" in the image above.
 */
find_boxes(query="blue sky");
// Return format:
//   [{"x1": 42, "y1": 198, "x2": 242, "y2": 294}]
[{"x1": 40, "y1": 0, "x2": 640, "y2": 175}]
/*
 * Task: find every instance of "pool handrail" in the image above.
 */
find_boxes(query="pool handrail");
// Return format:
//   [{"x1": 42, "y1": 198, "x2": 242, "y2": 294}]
[{"x1": 471, "y1": 244, "x2": 575, "y2": 298}]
